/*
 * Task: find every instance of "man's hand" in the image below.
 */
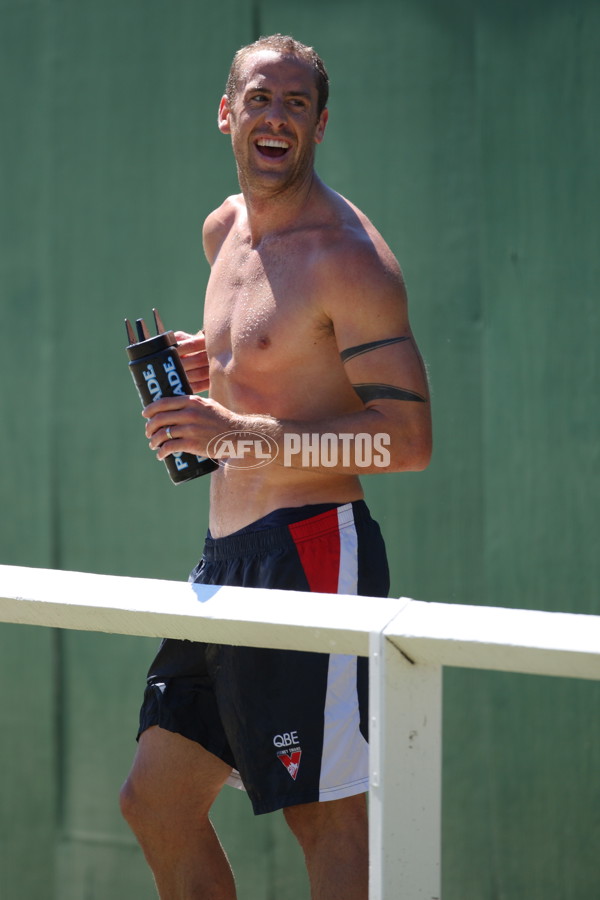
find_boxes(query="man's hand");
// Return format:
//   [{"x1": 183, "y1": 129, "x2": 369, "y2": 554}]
[
  {"x1": 174, "y1": 330, "x2": 210, "y2": 393},
  {"x1": 143, "y1": 394, "x2": 233, "y2": 461}
]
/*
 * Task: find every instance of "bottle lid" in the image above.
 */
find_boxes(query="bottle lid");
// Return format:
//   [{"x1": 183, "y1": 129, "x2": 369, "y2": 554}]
[
  {"x1": 124, "y1": 309, "x2": 178, "y2": 361},
  {"x1": 125, "y1": 330, "x2": 177, "y2": 361}
]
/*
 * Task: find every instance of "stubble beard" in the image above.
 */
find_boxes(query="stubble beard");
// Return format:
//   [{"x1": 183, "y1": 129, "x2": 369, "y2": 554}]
[{"x1": 233, "y1": 127, "x2": 318, "y2": 203}]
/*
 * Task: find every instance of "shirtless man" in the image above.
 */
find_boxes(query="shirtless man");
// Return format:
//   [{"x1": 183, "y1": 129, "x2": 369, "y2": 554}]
[{"x1": 120, "y1": 35, "x2": 431, "y2": 900}]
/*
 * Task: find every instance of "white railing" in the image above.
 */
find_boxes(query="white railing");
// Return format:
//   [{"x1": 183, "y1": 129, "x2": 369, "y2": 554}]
[{"x1": 1, "y1": 563, "x2": 599, "y2": 899}]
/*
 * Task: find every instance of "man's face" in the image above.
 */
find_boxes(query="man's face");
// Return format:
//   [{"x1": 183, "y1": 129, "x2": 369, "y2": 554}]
[{"x1": 218, "y1": 50, "x2": 328, "y2": 197}]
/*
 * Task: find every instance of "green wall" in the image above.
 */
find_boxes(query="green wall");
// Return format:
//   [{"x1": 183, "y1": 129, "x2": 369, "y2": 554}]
[{"x1": 1, "y1": 1, "x2": 598, "y2": 898}]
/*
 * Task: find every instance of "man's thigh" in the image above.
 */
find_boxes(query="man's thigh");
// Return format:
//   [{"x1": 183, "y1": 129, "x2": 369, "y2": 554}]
[
  {"x1": 283, "y1": 793, "x2": 368, "y2": 845},
  {"x1": 126, "y1": 725, "x2": 233, "y2": 819}
]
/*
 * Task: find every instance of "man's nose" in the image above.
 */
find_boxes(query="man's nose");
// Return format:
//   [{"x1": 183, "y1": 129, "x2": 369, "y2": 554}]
[{"x1": 264, "y1": 98, "x2": 287, "y2": 128}]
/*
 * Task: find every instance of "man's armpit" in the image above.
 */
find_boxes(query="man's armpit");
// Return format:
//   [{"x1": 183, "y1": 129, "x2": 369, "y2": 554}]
[{"x1": 352, "y1": 383, "x2": 428, "y2": 403}]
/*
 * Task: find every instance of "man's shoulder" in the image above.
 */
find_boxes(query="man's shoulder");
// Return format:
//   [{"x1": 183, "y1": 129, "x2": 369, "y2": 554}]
[
  {"x1": 302, "y1": 192, "x2": 412, "y2": 348},
  {"x1": 313, "y1": 202, "x2": 404, "y2": 298},
  {"x1": 202, "y1": 194, "x2": 244, "y2": 264},
  {"x1": 294, "y1": 189, "x2": 408, "y2": 329},
  {"x1": 309, "y1": 187, "x2": 401, "y2": 274}
]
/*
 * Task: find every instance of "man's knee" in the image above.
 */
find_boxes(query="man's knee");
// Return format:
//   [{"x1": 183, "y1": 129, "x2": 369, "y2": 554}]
[
  {"x1": 119, "y1": 771, "x2": 150, "y2": 831},
  {"x1": 119, "y1": 726, "x2": 232, "y2": 835},
  {"x1": 119, "y1": 775, "x2": 134, "y2": 823},
  {"x1": 119, "y1": 729, "x2": 182, "y2": 832}
]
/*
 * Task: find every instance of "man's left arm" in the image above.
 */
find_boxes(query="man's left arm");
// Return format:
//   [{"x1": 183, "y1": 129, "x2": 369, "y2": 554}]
[{"x1": 313, "y1": 242, "x2": 432, "y2": 472}]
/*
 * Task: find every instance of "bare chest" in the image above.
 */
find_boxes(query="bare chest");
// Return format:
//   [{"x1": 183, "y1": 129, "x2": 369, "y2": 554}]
[{"x1": 204, "y1": 237, "x2": 327, "y2": 374}]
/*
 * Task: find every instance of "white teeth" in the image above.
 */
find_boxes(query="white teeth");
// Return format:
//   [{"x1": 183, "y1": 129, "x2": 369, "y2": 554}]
[{"x1": 256, "y1": 138, "x2": 289, "y2": 149}]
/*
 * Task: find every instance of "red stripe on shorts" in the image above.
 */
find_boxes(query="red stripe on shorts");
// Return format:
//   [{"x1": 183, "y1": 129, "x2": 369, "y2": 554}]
[{"x1": 287, "y1": 508, "x2": 341, "y2": 594}]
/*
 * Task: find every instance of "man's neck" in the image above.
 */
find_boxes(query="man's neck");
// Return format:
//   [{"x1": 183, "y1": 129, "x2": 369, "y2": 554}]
[{"x1": 240, "y1": 171, "x2": 324, "y2": 246}]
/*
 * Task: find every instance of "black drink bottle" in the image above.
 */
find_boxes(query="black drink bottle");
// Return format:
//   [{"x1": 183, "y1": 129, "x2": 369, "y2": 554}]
[{"x1": 125, "y1": 308, "x2": 218, "y2": 484}]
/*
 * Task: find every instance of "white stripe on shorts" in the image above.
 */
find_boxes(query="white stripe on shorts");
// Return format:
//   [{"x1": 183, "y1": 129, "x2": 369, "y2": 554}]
[{"x1": 318, "y1": 504, "x2": 369, "y2": 801}]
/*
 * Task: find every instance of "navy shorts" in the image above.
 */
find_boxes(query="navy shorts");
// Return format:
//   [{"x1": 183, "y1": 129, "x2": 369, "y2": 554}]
[{"x1": 137, "y1": 500, "x2": 389, "y2": 815}]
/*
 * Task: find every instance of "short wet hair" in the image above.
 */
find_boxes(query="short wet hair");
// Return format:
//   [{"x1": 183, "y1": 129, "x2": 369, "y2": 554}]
[{"x1": 225, "y1": 34, "x2": 329, "y2": 116}]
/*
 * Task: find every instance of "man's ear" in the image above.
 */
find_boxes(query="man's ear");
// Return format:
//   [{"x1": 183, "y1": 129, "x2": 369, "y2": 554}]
[
  {"x1": 218, "y1": 95, "x2": 231, "y2": 134},
  {"x1": 314, "y1": 108, "x2": 329, "y2": 145}
]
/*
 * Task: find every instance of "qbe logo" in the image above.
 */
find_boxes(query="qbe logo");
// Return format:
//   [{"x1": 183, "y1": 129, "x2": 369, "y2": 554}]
[{"x1": 206, "y1": 431, "x2": 279, "y2": 469}]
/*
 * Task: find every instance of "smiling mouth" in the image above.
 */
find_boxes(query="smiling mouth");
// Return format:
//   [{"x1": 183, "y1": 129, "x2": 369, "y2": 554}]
[{"x1": 255, "y1": 137, "x2": 290, "y2": 159}]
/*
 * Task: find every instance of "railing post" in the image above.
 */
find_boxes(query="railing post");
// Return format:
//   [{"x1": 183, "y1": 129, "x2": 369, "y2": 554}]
[{"x1": 369, "y1": 627, "x2": 442, "y2": 899}]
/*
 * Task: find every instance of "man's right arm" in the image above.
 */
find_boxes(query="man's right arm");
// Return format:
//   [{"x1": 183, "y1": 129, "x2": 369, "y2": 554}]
[{"x1": 202, "y1": 195, "x2": 239, "y2": 265}]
